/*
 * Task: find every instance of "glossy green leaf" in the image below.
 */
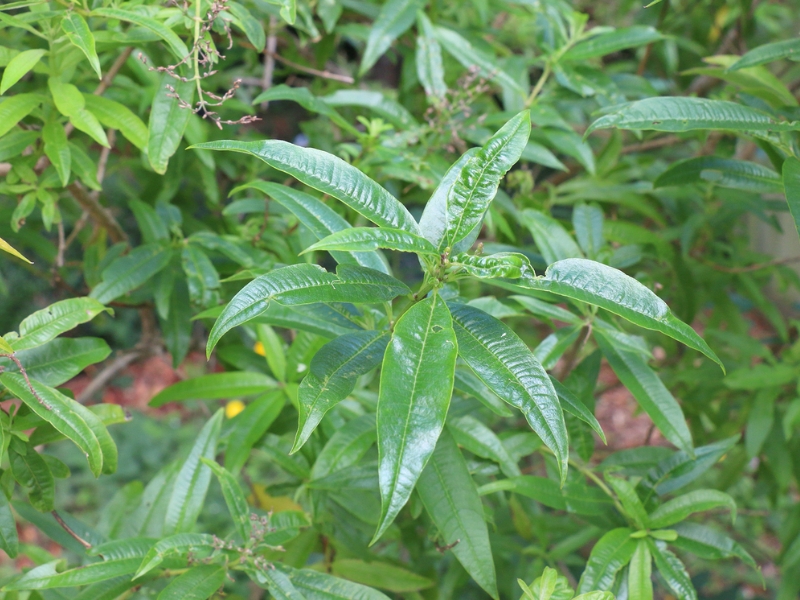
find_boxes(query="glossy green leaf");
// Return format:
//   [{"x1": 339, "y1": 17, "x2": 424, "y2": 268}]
[
  {"x1": 576, "y1": 528, "x2": 636, "y2": 593},
  {"x1": 586, "y1": 97, "x2": 800, "y2": 135},
  {"x1": 310, "y1": 414, "x2": 376, "y2": 480},
  {"x1": 6, "y1": 549, "x2": 142, "y2": 590},
  {"x1": 200, "y1": 458, "x2": 251, "y2": 542},
  {"x1": 729, "y1": 38, "x2": 800, "y2": 70},
  {"x1": 191, "y1": 140, "x2": 420, "y2": 233},
  {"x1": 2, "y1": 374, "x2": 104, "y2": 476},
  {"x1": 373, "y1": 294, "x2": 457, "y2": 543},
  {"x1": 596, "y1": 332, "x2": 693, "y2": 454},
  {"x1": 671, "y1": 523, "x2": 757, "y2": 570},
  {"x1": 0, "y1": 493, "x2": 19, "y2": 558},
  {"x1": 294, "y1": 331, "x2": 389, "y2": 452},
  {"x1": 92, "y1": 8, "x2": 189, "y2": 58},
  {"x1": 324, "y1": 90, "x2": 417, "y2": 129},
  {"x1": 251, "y1": 85, "x2": 355, "y2": 133},
  {"x1": 0, "y1": 130, "x2": 40, "y2": 162},
  {"x1": 42, "y1": 119, "x2": 70, "y2": 187},
  {"x1": 449, "y1": 415, "x2": 520, "y2": 477},
  {"x1": 479, "y1": 475, "x2": 564, "y2": 509},
  {"x1": 8, "y1": 439, "x2": 54, "y2": 512},
  {"x1": 228, "y1": 2, "x2": 265, "y2": 51},
  {"x1": 360, "y1": 0, "x2": 420, "y2": 75},
  {"x1": 48, "y1": 78, "x2": 108, "y2": 147},
  {"x1": 647, "y1": 489, "x2": 736, "y2": 528},
  {"x1": 628, "y1": 539, "x2": 653, "y2": 600},
  {"x1": 420, "y1": 112, "x2": 530, "y2": 251},
  {"x1": 0, "y1": 49, "x2": 45, "y2": 94},
  {"x1": 449, "y1": 302, "x2": 568, "y2": 484},
  {"x1": 416, "y1": 13, "x2": 446, "y2": 100},
  {"x1": 182, "y1": 244, "x2": 219, "y2": 307},
  {"x1": 158, "y1": 564, "x2": 226, "y2": 600},
  {"x1": 250, "y1": 567, "x2": 307, "y2": 598},
  {"x1": 654, "y1": 157, "x2": 783, "y2": 194},
  {"x1": 784, "y1": 157, "x2": 800, "y2": 241},
  {"x1": 548, "y1": 376, "x2": 606, "y2": 443},
  {"x1": 0, "y1": 94, "x2": 40, "y2": 137},
  {"x1": 61, "y1": 12, "x2": 100, "y2": 78},
  {"x1": 647, "y1": 540, "x2": 697, "y2": 600},
  {"x1": 453, "y1": 252, "x2": 532, "y2": 279},
  {"x1": 605, "y1": 477, "x2": 648, "y2": 529},
  {"x1": 233, "y1": 180, "x2": 387, "y2": 273},
  {"x1": 523, "y1": 259, "x2": 722, "y2": 368},
  {"x1": 84, "y1": 95, "x2": 148, "y2": 151},
  {"x1": 147, "y1": 76, "x2": 194, "y2": 174},
  {"x1": 521, "y1": 209, "x2": 583, "y2": 265},
  {"x1": 564, "y1": 26, "x2": 662, "y2": 61},
  {"x1": 164, "y1": 410, "x2": 223, "y2": 534},
  {"x1": 331, "y1": 559, "x2": 434, "y2": 593},
  {"x1": 90, "y1": 243, "x2": 172, "y2": 304},
  {"x1": 572, "y1": 203, "x2": 604, "y2": 257},
  {"x1": 304, "y1": 227, "x2": 437, "y2": 256},
  {"x1": 135, "y1": 533, "x2": 215, "y2": 578},
  {"x1": 225, "y1": 390, "x2": 284, "y2": 473},
  {"x1": 417, "y1": 429, "x2": 498, "y2": 598},
  {"x1": 275, "y1": 563, "x2": 392, "y2": 600},
  {"x1": 8, "y1": 298, "x2": 108, "y2": 351},
  {"x1": 207, "y1": 264, "x2": 408, "y2": 355}
]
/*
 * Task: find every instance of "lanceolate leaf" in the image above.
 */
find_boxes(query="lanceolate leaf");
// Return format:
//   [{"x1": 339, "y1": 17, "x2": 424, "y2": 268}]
[
  {"x1": 8, "y1": 440, "x2": 54, "y2": 511},
  {"x1": 654, "y1": 157, "x2": 783, "y2": 194},
  {"x1": 360, "y1": 0, "x2": 420, "y2": 75},
  {"x1": 207, "y1": 264, "x2": 408, "y2": 355},
  {"x1": 576, "y1": 528, "x2": 637, "y2": 593},
  {"x1": 293, "y1": 331, "x2": 389, "y2": 452},
  {"x1": 61, "y1": 12, "x2": 101, "y2": 78},
  {"x1": 42, "y1": 120, "x2": 71, "y2": 187},
  {"x1": 135, "y1": 533, "x2": 215, "y2": 578},
  {"x1": 251, "y1": 85, "x2": 355, "y2": 133},
  {"x1": 232, "y1": 180, "x2": 387, "y2": 273},
  {"x1": 564, "y1": 26, "x2": 662, "y2": 61},
  {"x1": 647, "y1": 541, "x2": 697, "y2": 600},
  {"x1": 191, "y1": 140, "x2": 420, "y2": 233},
  {"x1": 150, "y1": 372, "x2": 275, "y2": 407},
  {"x1": 157, "y1": 564, "x2": 226, "y2": 600},
  {"x1": 199, "y1": 459, "x2": 251, "y2": 542},
  {"x1": 84, "y1": 95, "x2": 148, "y2": 151},
  {"x1": 421, "y1": 111, "x2": 530, "y2": 252},
  {"x1": 1, "y1": 49, "x2": 45, "y2": 94},
  {"x1": 0, "y1": 493, "x2": 19, "y2": 558},
  {"x1": 416, "y1": 13, "x2": 446, "y2": 100},
  {"x1": 1, "y1": 373, "x2": 104, "y2": 476},
  {"x1": 586, "y1": 97, "x2": 800, "y2": 134},
  {"x1": 0, "y1": 94, "x2": 41, "y2": 138},
  {"x1": 324, "y1": 90, "x2": 418, "y2": 129},
  {"x1": 596, "y1": 332, "x2": 694, "y2": 454},
  {"x1": 275, "y1": 563, "x2": 392, "y2": 600},
  {"x1": 90, "y1": 244, "x2": 173, "y2": 305},
  {"x1": 549, "y1": 376, "x2": 606, "y2": 443},
  {"x1": 373, "y1": 294, "x2": 457, "y2": 543},
  {"x1": 148, "y1": 76, "x2": 194, "y2": 174},
  {"x1": 647, "y1": 489, "x2": 736, "y2": 528},
  {"x1": 417, "y1": 429, "x2": 498, "y2": 599},
  {"x1": 164, "y1": 411, "x2": 223, "y2": 535},
  {"x1": 92, "y1": 8, "x2": 189, "y2": 58},
  {"x1": 448, "y1": 302, "x2": 569, "y2": 484},
  {"x1": 671, "y1": 523, "x2": 758, "y2": 570},
  {"x1": 783, "y1": 157, "x2": 800, "y2": 240},
  {"x1": 522, "y1": 259, "x2": 722, "y2": 368},
  {"x1": 628, "y1": 540, "x2": 653, "y2": 600},
  {"x1": 303, "y1": 227, "x2": 438, "y2": 255},
  {"x1": 10, "y1": 297, "x2": 109, "y2": 351},
  {"x1": 728, "y1": 38, "x2": 800, "y2": 71}
]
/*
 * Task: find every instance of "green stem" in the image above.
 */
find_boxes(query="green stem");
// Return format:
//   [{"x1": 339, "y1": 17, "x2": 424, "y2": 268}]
[
  {"x1": 193, "y1": 0, "x2": 203, "y2": 102},
  {"x1": 525, "y1": 63, "x2": 551, "y2": 107}
]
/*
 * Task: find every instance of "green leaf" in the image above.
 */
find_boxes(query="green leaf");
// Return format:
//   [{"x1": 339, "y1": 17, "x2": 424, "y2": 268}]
[
  {"x1": 596, "y1": 332, "x2": 693, "y2": 454},
  {"x1": 373, "y1": 294, "x2": 457, "y2": 543},
  {"x1": 522, "y1": 259, "x2": 722, "y2": 368},
  {"x1": 6, "y1": 549, "x2": 143, "y2": 590},
  {"x1": 647, "y1": 489, "x2": 736, "y2": 529},
  {"x1": 0, "y1": 236, "x2": 32, "y2": 264},
  {"x1": 435, "y1": 26, "x2": 525, "y2": 97},
  {"x1": 147, "y1": 76, "x2": 194, "y2": 174},
  {"x1": 200, "y1": 458, "x2": 251, "y2": 542},
  {"x1": 572, "y1": 203, "x2": 604, "y2": 258},
  {"x1": 310, "y1": 414, "x2": 376, "y2": 480},
  {"x1": 331, "y1": 559, "x2": 434, "y2": 593},
  {"x1": 360, "y1": 0, "x2": 420, "y2": 75},
  {"x1": 250, "y1": 567, "x2": 306, "y2": 598},
  {"x1": 479, "y1": 475, "x2": 565, "y2": 510},
  {"x1": 417, "y1": 429, "x2": 498, "y2": 598},
  {"x1": 164, "y1": 410, "x2": 223, "y2": 534},
  {"x1": 420, "y1": 111, "x2": 530, "y2": 251},
  {"x1": 92, "y1": 8, "x2": 189, "y2": 59},
  {"x1": 275, "y1": 563, "x2": 392, "y2": 600},
  {"x1": 783, "y1": 157, "x2": 800, "y2": 241},
  {"x1": 89, "y1": 243, "x2": 172, "y2": 304},
  {"x1": 586, "y1": 97, "x2": 800, "y2": 135},
  {"x1": 150, "y1": 371, "x2": 274, "y2": 406},
  {"x1": 671, "y1": 523, "x2": 758, "y2": 570},
  {"x1": 654, "y1": 157, "x2": 783, "y2": 194},
  {"x1": 448, "y1": 415, "x2": 520, "y2": 477},
  {"x1": 182, "y1": 244, "x2": 220, "y2": 307},
  {"x1": 225, "y1": 390, "x2": 285, "y2": 473},
  {"x1": 647, "y1": 540, "x2": 697, "y2": 600},
  {"x1": 157, "y1": 564, "x2": 226, "y2": 600},
  {"x1": 84, "y1": 95, "x2": 148, "y2": 151},
  {"x1": 191, "y1": 140, "x2": 419, "y2": 233},
  {"x1": 42, "y1": 119, "x2": 71, "y2": 187},
  {"x1": 0, "y1": 130, "x2": 40, "y2": 162},
  {"x1": 0, "y1": 94, "x2": 40, "y2": 137},
  {"x1": 0, "y1": 49, "x2": 45, "y2": 94},
  {"x1": 48, "y1": 78, "x2": 108, "y2": 147},
  {"x1": 729, "y1": 38, "x2": 800, "y2": 71},
  {"x1": 233, "y1": 180, "x2": 387, "y2": 273},
  {"x1": 1, "y1": 374, "x2": 104, "y2": 476},
  {"x1": 251, "y1": 86, "x2": 356, "y2": 134},
  {"x1": 605, "y1": 477, "x2": 648, "y2": 529},
  {"x1": 521, "y1": 209, "x2": 583, "y2": 265},
  {"x1": 548, "y1": 376, "x2": 606, "y2": 443},
  {"x1": 8, "y1": 439, "x2": 54, "y2": 512},
  {"x1": 61, "y1": 12, "x2": 101, "y2": 79},
  {"x1": 294, "y1": 331, "x2": 389, "y2": 452},
  {"x1": 415, "y1": 13, "x2": 446, "y2": 100},
  {"x1": 9, "y1": 297, "x2": 109, "y2": 351},
  {"x1": 0, "y1": 493, "x2": 19, "y2": 558},
  {"x1": 324, "y1": 90, "x2": 418, "y2": 129},
  {"x1": 207, "y1": 264, "x2": 408, "y2": 355},
  {"x1": 135, "y1": 533, "x2": 215, "y2": 578},
  {"x1": 448, "y1": 302, "x2": 568, "y2": 484},
  {"x1": 564, "y1": 26, "x2": 662, "y2": 61},
  {"x1": 228, "y1": 2, "x2": 265, "y2": 51},
  {"x1": 628, "y1": 539, "x2": 653, "y2": 600},
  {"x1": 576, "y1": 528, "x2": 636, "y2": 593},
  {"x1": 452, "y1": 252, "x2": 532, "y2": 279},
  {"x1": 304, "y1": 227, "x2": 438, "y2": 256}
]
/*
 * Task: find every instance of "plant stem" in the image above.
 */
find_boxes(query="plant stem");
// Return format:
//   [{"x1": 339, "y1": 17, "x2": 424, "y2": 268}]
[{"x1": 525, "y1": 63, "x2": 551, "y2": 108}]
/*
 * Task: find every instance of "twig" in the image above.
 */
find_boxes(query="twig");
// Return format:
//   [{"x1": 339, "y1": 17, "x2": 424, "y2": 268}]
[
  {"x1": 260, "y1": 16, "x2": 278, "y2": 111},
  {"x1": 555, "y1": 324, "x2": 592, "y2": 380},
  {"x1": 0, "y1": 353, "x2": 50, "y2": 408},
  {"x1": 51, "y1": 511, "x2": 92, "y2": 550},
  {"x1": 67, "y1": 182, "x2": 128, "y2": 244},
  {"x1": 55, "y1": 221, "x2": 66, "y2": 268},
  {"x1": 636, "y1": 0, "x2": 669, "y2": 76},
  {"x1": 269, "y1": 52, "x2": 354, "y2": 84},
  {"x1": 94, "y1": 130, "x2": 115, "y2": 185},
  {"x1": 620, "y1": 134, "x2": 682, "y2": 154},
  {"x1": 700, "y1": 255, "x2": 800, "y2": 274}
]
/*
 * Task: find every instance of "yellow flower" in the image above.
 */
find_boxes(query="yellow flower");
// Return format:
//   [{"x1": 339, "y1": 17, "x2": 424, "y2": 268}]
[
  {"x1": 253, "y1": 341, "x2": 266, "y2": 356},
  {"x1": 225, "y1": 399, "x2": 246, "y2": 418}
]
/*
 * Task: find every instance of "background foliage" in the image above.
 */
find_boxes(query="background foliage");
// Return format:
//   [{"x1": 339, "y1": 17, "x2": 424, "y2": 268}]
[{"x1": 0, "y1": 0, "x2": 800, "y2": 598}]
